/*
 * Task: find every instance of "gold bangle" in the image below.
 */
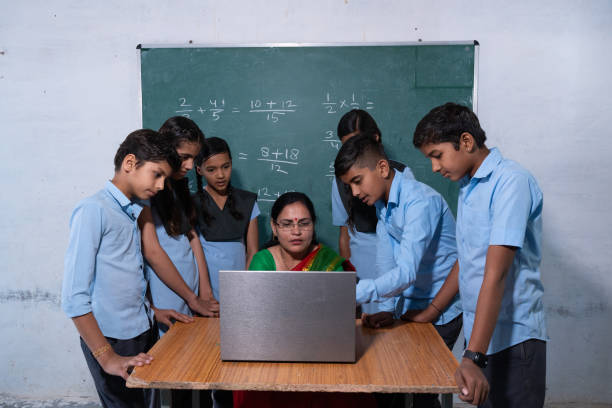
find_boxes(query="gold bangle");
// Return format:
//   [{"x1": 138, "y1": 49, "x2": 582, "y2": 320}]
[
  {"x1": 430, "y1": 302, "x2": 442, "y2": 314},
  {"x1": 92, "y1": 344, "x2": 112, "y2": 359}
]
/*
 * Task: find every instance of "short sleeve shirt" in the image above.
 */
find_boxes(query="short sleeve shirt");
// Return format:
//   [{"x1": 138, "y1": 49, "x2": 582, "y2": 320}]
[{"x1": 456, "y1": 148, "x2": 547, "y2": 354}]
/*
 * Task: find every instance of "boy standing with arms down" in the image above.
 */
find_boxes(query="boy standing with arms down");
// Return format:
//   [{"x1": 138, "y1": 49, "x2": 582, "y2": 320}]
[
  {"x1": 62, "y1": 130, "x2": 187, "y2": 408},
  {"x1": 414, "y1": 103, "x2": 547, "y2": 407}
]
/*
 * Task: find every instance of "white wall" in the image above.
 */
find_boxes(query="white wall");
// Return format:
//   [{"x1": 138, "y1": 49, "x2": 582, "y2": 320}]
[{"x1": 1, "y1": 0, "x2": 611, "y2": 403}]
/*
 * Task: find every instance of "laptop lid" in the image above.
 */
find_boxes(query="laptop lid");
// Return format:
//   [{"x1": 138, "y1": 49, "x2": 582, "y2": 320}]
[{"x1": 219, "y1": 270, "x2": 356, "y2": 363}]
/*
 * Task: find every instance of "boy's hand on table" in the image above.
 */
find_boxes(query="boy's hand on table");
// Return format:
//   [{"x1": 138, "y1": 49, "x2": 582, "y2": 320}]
[
  {"x1": 400, "y1": 306, "x2": 438, "y2": 323},
  {"x1": 455, "y1": 358, "x2": 489, "y2": 406},
  {"x1": 189, "y1": 296, "x2": 219, "y2": 317},
  {"x1": 361, "y1": 312, "x2": 394, "y2": 328},
  {"x1": 152, "y1": 306, "x2": 194, "y2": 327},
  {"x1": 98, "y1": 351, "x2": 154, "y2": 380}
]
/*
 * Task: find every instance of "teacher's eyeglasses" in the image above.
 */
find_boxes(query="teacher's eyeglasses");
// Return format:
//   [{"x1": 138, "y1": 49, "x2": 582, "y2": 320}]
[{"x1": 275, "y1": 219, "x2": 314, "y2": 231}]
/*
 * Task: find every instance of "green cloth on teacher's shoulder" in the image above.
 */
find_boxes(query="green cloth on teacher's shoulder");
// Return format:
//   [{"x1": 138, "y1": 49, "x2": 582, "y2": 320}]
[{"x1": 248, "y1": 243, "x2": 348, "y2": 272}]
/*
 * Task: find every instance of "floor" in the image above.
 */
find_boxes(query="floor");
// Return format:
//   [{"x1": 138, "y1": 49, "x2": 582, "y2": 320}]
[{"x1": 2, "y1": 393, "x2": 611, "y2": 408}]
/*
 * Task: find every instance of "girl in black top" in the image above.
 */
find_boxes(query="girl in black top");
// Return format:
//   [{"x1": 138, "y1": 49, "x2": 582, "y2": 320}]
[{"x1": 193, "y1": 137, "x2": 260, "y2": 300}]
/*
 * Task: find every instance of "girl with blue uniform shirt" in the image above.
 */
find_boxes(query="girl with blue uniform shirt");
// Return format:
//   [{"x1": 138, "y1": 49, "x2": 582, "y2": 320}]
[
  {"x1": 331, "y1": 109, "x2": 413, "y2": 315},
  {"x1": 142, "y1": 117, "x2": 218, "y2": 408},
  {"x1": 193, "y1": 137, "x2": 260, "y2": 303},
  {"x1": 144, "y1": 117, "x2": 217, "y2": 332}
]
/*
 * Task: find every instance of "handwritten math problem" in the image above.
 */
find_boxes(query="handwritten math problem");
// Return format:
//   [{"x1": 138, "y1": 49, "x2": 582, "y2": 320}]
[
  {"x1": 174, "y1": 97, "x2": 298, "y2": 123},
  {"x1": 170, "y1": 92, "x2": 375, "y2": 183},
  {"x1": 256, "y1": 186, "x2": 295, "y2": 203},
  {"x1": 321, "y1": 92, "x2": 375, "y2": 114},
  {"x1": 173, "y1": 91, "x2": 374, "y2": 123},
  {"x1": 235, "y1": 146, "x2": 301, "y2": 176}
]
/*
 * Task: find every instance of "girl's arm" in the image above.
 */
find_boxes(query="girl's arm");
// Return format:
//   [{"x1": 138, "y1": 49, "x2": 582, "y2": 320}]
[
  {"x1": 401, "y1": 260, "x2": 459, "y2": 323},
  {"x1": 187, "y1": 228, "x2": 216, "y2": 302},
  {"x1": 338, "y1": 226, "x2": 351, "y2": 260},
  {"x1": 147, "y1": 288, "x2": 194, "y2": 328},
  {"x1": 138, "y1": 206, "x2": 218, "y2": 316},
  {"x1": 245, "y1": 218, "x2": 259, "y2": 268},
  {"x1": 72, "y1": 313, "x2": 153, "y2": 380}
]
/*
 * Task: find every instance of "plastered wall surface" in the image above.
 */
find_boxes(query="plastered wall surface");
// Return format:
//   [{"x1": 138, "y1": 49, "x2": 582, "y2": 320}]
[{"x1": 1, "y1": 1, "x2": 610, "y2": 403}]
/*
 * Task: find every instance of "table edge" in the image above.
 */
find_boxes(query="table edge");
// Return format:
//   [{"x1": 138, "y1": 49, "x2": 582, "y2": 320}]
[{"x1": 127, "y1": 375, "x2": 459, "y2": 394}]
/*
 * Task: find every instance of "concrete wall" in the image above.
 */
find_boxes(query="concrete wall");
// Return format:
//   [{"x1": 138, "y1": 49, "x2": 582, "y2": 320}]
[{"x1": 1, "y1": 0, "x2": 610, "y2": 404}]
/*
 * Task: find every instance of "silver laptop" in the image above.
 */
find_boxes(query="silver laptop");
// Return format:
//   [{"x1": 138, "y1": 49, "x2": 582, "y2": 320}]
[{"x1": 219, "y1": 270, "x2": 356, "y2": 363}]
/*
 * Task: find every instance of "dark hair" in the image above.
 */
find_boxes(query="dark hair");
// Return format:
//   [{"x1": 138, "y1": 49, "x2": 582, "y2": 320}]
[
  {"x1": 159, "y1": 116, "x2": 205, "y2": 148},
  {"x1": 337, "y1": 109, "x2": 382, "y2": 140},
  {"x1": 413, "y1": 102, "x2": 486, "y2": 149},
  {"x1": 113, "y1": 129, "x2": 180, "y2": 172},
  {"x1": 334, "y1": 131, "x2": 388, "y2": 178},
  {"x1": 263, "y1": 192, "x2": 317, "y2": 249},
  {"x1": 194, "y1": 137, "x2": 243, "y2": 226},
  {"x1": 151, "y1": 117, "x2": 205, "y2": 237}
]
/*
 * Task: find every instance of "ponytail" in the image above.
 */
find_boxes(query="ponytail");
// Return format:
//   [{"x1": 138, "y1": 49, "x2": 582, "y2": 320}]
[
  {"x1": 226, "y1": 184, "x2": 244, "y2": 221},
  {"x1": 195, "y1": 170, "x2": 214, "y2": 226},
  {"x1": 151, "y1": 178, "x2": 197, "y2": 237}
]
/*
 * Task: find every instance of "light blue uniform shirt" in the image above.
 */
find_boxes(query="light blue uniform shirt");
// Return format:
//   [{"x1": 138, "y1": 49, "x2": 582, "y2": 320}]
[
  {"x1": 62, "y1": 181, "x2": 152, "y2": 340},
  {"x1": 457, "y1": 147, "x2": 547, "y2": 354},
  {"x1": 145, "y1": 208, "x2": 199, "y2": 324},
  {"x1": 331, "y1": 178, "x2": 380, "y2": 314},
  {"x1": 331, "y1": 169, "x2": 414, "y2": 314},
  {"x1": 356, "y1": 169, "x2": 462, "y2": 325},
  {"x1": 200, "y1": 203, "x2": 260, "y2": 300}
]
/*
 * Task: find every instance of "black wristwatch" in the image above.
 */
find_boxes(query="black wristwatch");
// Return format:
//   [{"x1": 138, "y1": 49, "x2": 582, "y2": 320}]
[{"x1": 462, "y1": 349, "x2": 488, "y2": 368}]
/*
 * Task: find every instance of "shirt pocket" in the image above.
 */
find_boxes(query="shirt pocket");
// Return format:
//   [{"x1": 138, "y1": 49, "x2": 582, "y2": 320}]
[
  {"x1": 459, "y1": 205, "x2": 491, "y2": 248},
  {"x1": 106, "y1": 223, "x2": 139, "y2": 254},
  {"x1": 384, "y1": 220, "x2": 403, "y2": 243}
]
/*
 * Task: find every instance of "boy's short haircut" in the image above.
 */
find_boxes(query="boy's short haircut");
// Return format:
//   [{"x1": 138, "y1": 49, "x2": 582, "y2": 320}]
[
  {"x1": 413, "y1": 102, "x2": 487, "y2": 149},
  {"x1": 113, "y1": 129, "x2": 181, "y2": 172},
  {"x1": 334, "y1": 131, "x2": 388, "y2": 178}
]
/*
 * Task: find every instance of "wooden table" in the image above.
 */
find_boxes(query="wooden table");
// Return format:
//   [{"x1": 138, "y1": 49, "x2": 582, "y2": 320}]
[{"x1": 127, "y1": 318, "x2": 459, "y2": 407}]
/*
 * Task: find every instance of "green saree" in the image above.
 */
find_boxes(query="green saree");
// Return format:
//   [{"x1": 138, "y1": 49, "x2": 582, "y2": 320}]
[{"x1": 249, "y1": 243, "x2": 354, "y2": 271}]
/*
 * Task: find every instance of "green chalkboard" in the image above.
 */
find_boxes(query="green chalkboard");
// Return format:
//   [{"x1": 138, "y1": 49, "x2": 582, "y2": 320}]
[{"x1": 140, "y1": 43, "x2": 477, "y2": 251}]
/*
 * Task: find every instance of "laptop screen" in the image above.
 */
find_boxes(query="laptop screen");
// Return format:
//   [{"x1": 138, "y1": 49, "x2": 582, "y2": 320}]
[{"x1": 219, "y1": 270, "x2": 356, "y2": 363}]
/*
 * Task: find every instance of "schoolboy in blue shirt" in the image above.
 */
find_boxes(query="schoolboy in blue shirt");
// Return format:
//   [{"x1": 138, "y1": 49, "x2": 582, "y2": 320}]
[
  {"x1": 62, "y1": 130, "x2": 184, "y2": 408},
  {"x1": 414, "y1": 103, "x2": 547, "y2": 407},
  {"x1": 331, "y1": 109, "x2": 413, "y2": 316},
  {"x1": 335, "y1": 133, "x2": 463, "y2": 408}
]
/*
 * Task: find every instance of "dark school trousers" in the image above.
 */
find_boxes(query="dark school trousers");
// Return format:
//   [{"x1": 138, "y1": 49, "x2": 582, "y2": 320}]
[
  {"x1": 479, "y1": 339, "x2": 546, "y2": 408},
  {"x1": 80, "y1": 327, "x2": 160, "y2": 408},
  {"x1": 376, "y1": 314, "x2": 463, "y2": 408}
]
